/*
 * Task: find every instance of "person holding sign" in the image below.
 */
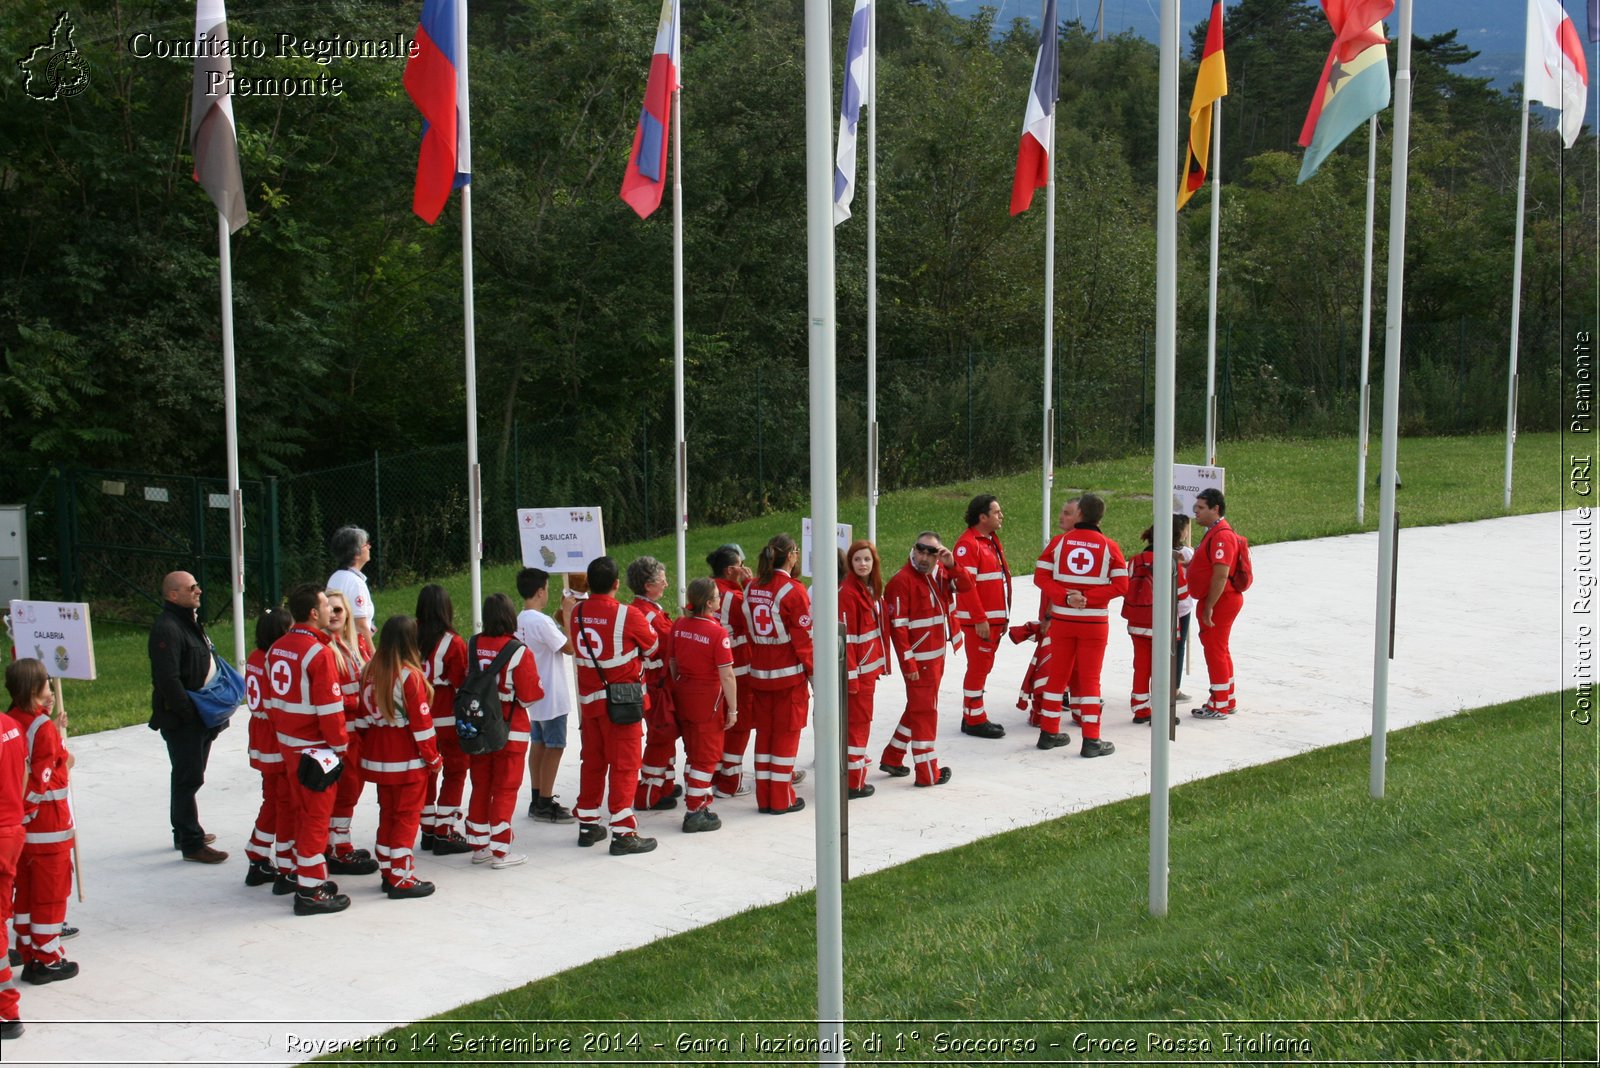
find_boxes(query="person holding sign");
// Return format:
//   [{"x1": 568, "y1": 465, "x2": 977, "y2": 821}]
[{"x1": 147, "y1": 571, "x2": 227, "y2": 864}]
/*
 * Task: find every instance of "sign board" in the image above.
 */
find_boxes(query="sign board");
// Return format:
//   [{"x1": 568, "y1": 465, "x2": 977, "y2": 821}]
[
  {"x1": 800, "y1": 518, "x2": 853, "y2": 579},
  {"x1": 1172, "y1": 464, "x2": 1225, "y2": 520},
  {"x1": 7, "y1": 600, "x2": 97, "y2": 681},
  {"x1": 518, "y1": 507, "x2": 607, "y2": 572}
]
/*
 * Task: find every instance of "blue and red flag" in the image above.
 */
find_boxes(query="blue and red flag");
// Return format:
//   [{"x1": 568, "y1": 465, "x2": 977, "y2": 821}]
[
  {"x1": 404, "y1": 0, "x2": 471, "y2": 224},
  {"x1": 621, "y1": 0, "x2": 681, "y2": 219},
  {"x1": 1010, "y1": 0, "x2": 1058, "y2": 215}
]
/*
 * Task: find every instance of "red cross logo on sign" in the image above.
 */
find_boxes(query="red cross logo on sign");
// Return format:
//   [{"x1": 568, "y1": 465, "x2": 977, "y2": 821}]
[{"x1": 1066, "y1": 547, "x2": 1095, "y2": 575}]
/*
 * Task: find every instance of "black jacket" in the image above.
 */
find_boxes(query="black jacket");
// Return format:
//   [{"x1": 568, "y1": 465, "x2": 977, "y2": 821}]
[{"x1": 148, "y1": 601, "x2": 213, "y2": 731}]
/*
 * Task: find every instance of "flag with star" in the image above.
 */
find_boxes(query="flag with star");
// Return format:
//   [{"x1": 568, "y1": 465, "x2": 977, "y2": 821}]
[{"x1": 1297, "y1": 1, "x2": 1395, "y2": 184}]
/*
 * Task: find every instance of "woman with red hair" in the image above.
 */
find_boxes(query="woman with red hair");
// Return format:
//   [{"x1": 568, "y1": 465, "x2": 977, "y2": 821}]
[{"x1": 839, "y1": 540, "x2": 888, "y2": 798}]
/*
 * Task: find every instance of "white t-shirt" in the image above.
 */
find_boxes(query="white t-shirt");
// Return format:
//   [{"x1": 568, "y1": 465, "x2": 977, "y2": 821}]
[
  {"x1": 517, "y1": 607, "x2": 572, "y2": 722},
  {"x1": 1177, "y1": 546, "x2": 1196, "y2": 618},
  {"x1": 325, "y1": 568, "x2": 375, "y2": 627}
]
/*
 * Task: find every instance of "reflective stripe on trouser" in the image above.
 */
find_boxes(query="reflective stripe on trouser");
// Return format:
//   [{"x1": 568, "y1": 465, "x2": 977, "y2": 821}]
[
  {"x1": 880, "y1": 662, "x2": 943, "y2": 785},
  {"x1": 1199, "y1": 595, "x2": 1242, "y2": 713},
  {"x1": 1130, "y1": 633, "x2": 1152, "y2": 718},
  {"x1": 289, "y1": 764, "x2": 337, "y2": 890},
  {"x1": 576, "y1": 712, "x2": 644, "y2": 834},
  {"x1": 248, "y1": 767, "x2": 283, "y2": 864},
  {"x1": 635, "y1": 680, "x2": 681, "y2": 810},
  {"x1": 0, "y1": 826, "x2": 20, "y2": 1021},
  {"x1": 846, "y1": 677, "x2": 877, "y2": 790},
  {"x1": 328, "y1": 732, "x2": 366, "y2": 853},
  {"x1": 678, "y1": 689, "x2": 724, "y2": 813},
  {"x1": 1040, "y1": 632, "x2": 1108, "y2": 738},
  {"x1": 375, "y1": 779, "x2": 426, "y2": 885},
  {"x1": 712, "y1": 676, "x2": 754, "y2": 797},
  {"x1": 959, "y1": 626, "x2": 999, "y2": 723},
  {"x1": 14, "y1": 846, "x2": 71, "y2": 964},
  {"x1": 751, "y1": 682, "x2": 808, "y2": 812},
  {"x1": 272, "y1": 762, "x2": 298, "y2": 875},
  {"x1": 422, "y1": 729, "x2": 471, "y2": 835},
  {"x1": 466, "y1": 747, "x2": 526, "y2": 856}
]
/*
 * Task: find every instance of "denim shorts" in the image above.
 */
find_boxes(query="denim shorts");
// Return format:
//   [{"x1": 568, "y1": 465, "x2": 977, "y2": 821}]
[{"x1": 528, "y1": 714, "x2": 568, "y2": 748}]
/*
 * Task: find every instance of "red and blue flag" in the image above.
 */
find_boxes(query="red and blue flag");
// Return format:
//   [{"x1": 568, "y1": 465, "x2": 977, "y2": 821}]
[
  {"x1": 404, "y1": 0, "x2": 471, "y2": 224},
  {"x1": 621, "y1": 0, "x2": 680, "y2": 219}
]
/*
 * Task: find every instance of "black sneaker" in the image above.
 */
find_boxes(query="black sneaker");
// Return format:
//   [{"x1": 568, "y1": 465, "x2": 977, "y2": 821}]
[
  {"x1": 577, "y1": 824, "x2": 607, "y2": 848},
  {"x1": 420, "y1": 832, "x2": 438, "y2": 851},
  {"x1": 0, "y1": 1018, "x2": 22, "y2": 1040},
  {"x1": 536, "y1": 798, "x2": 577, "y2": 824},
  {"x1": 848, "y1": 784, "x2": 876, "y2": 800},
  {"x1": 294, "y1": 883, "x2": 351, "y2": 915},
  {"x1": 21, "y1": 959, "x2": 78, "y2": 985},
  {"x1": 682, "y1": 809, "x2": 722, "y2": 833},
  {"x1": 1080, "y1": 738, "x2": 1117, "y2": 758},
  {"x1": 609, "y1": 833, "x2": 658, "y2": 856},
  {"x1": 327, "y1": 852, "x2": 379, "y2": 876},
  {"x1": 244, "y1": 859, "x2": 278, "y2": 887},
  {"x1": 60, "y1": 926, "x2": 78, "y2": 940},
  {"x1": 383, "y1": 878, "x2": 437, "y2": 900},
  {"x1": 429, "y1": 831, "x2": 474, "y2": 856},
  {"x1": 915, "y1": 767, "x2": 953, "y2": 787},
  {"x1": 960, "y1": 720, "x2": 1006, "y2": 739},
  {"x1": 648, "y1": 793, "x2": 679, "y2": 811},
  {"x1": 760, "y1": 797, "x2": 807, "y2": 814},
  {"x1": 1036, "y1": 730, "x2": 1073, "y2": 750},
  {"x1": 881, "y1": 764, "x2": 910, "y2": 778}
]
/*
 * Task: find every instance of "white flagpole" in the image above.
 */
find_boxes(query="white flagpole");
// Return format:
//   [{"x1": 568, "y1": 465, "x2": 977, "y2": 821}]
[
  {"x1": 459, "y1": 0, "x2": 483, "y2": 633},
  {"x1": 1505, "y1": 94, "x2": 1531, "y2": 511},
  {"x1": 218, "y1": 213, "x2": 246, "y2": 668},
  {"x1": 804, "y1": 0, "x2": 845, "y2": 1055},
  {"x1": 1372, "y1": 0, "x2": 1414, "y2": 800},
  {"x1": 866, "y1": 0, "x2": 879, "y2": 545},
  {"x1": 673, "y1": 79, "x2": 688, "y2": 609},
  {"x1": 1150, "y1": 0, "x2": 1179, "y2": 920},
  {"x1": 1041, "y1": 91, "x2": 1056, "y2": 548},
  {"x1": 1356, "y1": 114, "x2": 1378, "y2": 523},
  {"x1": 1203, "y1": 99, "x2": 1222, "y2": 466}
]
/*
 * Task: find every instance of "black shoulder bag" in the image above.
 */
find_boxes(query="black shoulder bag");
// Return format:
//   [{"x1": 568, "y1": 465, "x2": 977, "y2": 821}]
[{"x1": 578, "y1": 605, "x2": 646, "y2": 725}]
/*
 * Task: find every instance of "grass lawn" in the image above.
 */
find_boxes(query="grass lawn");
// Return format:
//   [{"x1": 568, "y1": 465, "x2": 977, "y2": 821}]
[
  {"x1": 327, "y1": 693, "x2": 1594, "y2": 1064},
  {"x1": 34, "y1": 431, "x2": 1565, "y2": 735}
]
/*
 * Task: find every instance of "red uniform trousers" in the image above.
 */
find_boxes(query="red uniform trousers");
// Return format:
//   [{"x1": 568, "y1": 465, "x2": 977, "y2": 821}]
[
  {"x1": 845, "y1": 678, "x2": 877, "y2": 790},
  {"x1": 421, "y1": 729, "x2": 470, "y2": 837},
  {"x1": 14, "y1": 845, "x2": 72, "y2": 965},
  {"x1": 465, "y1": 746, "x2": 527, "y2": 857},
  {"x1": 374, "y1": 780, "x2": 427, "y2": 885},
  {"x1": 1040, "y1": 629, "x2": 1108, "y2": 739},
  {"x1": 880, "y1": 659, "x2": 945, "y2": 785},
  {"x1": 1199, "y1": 594, "x2": 1243, "y2": 713},
  {"x1": 675, "y1": 682, "x2": 724, "y2": 814},
  {"x1": 283, "y1": 760, "x2": 337, "y2": 891},
  {"x1": 271, "y1": 764, "x2": 298, "y2": 876},
  {"x1": 958, "y1": 625, "x2": 1001, "y2": 726},
  {"x1": 0, "y1": 826, "x2": 20, "y2": 1022},
  {"x1": 328, "y1": 730, "x2": 367, "y2": 856},
  {"x1": 246, "y1": 768, "x2": 283, "y2": 868},
  {"x1": 635, "y1": 679, "x2": 681, "y2": 810},
  {"x1": 751, "y1": 682, "x2": 807, "y2": 811},
  {"x1": 1130, "y1": 634, "x2": 1153, "y2": 721},
  {"x1": 576, "y1": 709, "x2": 644, "y2": 833},
  {"x1": 712, "y1": 676, "x2": 754, "y2": 798}
]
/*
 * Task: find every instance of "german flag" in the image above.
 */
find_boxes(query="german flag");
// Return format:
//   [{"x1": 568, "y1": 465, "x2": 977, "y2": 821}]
[{"x1": 1178, "y1": 1, "x2": 1228, "y2": 211}]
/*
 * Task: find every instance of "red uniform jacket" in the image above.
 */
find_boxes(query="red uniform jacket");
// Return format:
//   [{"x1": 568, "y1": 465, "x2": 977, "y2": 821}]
[
  {"x1": 670, "y1": 614, "x2": 734, "y2": 716},
  {"x1": 244, "y1": 648, "x2": 282, "y2": 773},
  {"x1": 266, "y1": 624, "x2": 350, "y2": 754},
  {"x1": 884, "y1": 560, "x2": 973, "y2": 673},
  {"x1": 1188, "y1": 518, "x2": 1244, "y2": 608},
  {"x1": 570, "y1": 595, "x2": 659, "y2": 715},
  {"x1": 331, "y1": 633, "x2": 373, "y2": 731},
  {"x1": 742, "y1": 572, "x2": 813, "y2": 690},
  {"x1": 952, "y1": 528, "x2": 1012, "y2": 628},
  {"x1": 359, "y1": 666, "x2": 442, "y2": 783},
  {"x1": 470, "y1": 634, "x2": 542, "y2": 752},
  {"x1": 11, "y1": 708, "x2": 72, "y2": 852},
  {"x1": 423, "y1": 631, "x2": 468, "y2": 733},
  {"x1": 839, "y1": 575, "x2": 888, "y2": 692},
  {"x1": 714, "y1": 577, "x2": 752, "y2": 680},
  {"x1": 0, "y1": 711, "x2": 25, "y2": 829},
  {"x1": 1035, "y1": 524, "x2": 1129, "y2": 636}
]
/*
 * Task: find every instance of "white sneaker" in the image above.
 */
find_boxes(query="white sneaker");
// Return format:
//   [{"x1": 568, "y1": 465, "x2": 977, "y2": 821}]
[
  {"x1": 491, "y1": 852, "x2": 528, "y2": 869},
  {"x1": 791, "y1": 769, "x2": 807, "y2": 785},
  {"x1": 470, "y1": 849, "x2": 493, "y2": 864},
  {"x1": 734, "y1": 780, "x2": 755, "y2": 797}
]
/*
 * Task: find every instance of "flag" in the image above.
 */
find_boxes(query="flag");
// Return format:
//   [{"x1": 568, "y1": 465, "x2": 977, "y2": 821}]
[
  {"x1": 1297, "y1": 1, "x2": 1395, "y2": 184},
  {"x1": 404, "y1": 0, "x2": 471, "y2": 225},
  {"x1": 190, "y1": 0, "x2": 247, "y2": 233},
  {"x1": 621, "y1": 0, "x2": 681, "y2": 219},
  {"x1": 1178, "y1": 1, "x2": 1229, "y2": 210},
  {"x1": 1010, "y1": 0, "x2": 1059, "y2": 215},
  {"x1": 833, "y1": 0, "x2": 872, "y2": 225},
  {"x1": 1527, "y1": 0, "x2": 1590, "y2": 149},
  {"x1": 1589, "y1": 0, "x2": 1598, "y2": 44}
]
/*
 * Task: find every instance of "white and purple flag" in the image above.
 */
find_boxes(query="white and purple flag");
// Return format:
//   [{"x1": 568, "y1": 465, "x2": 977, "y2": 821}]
[{"x1": 833, "y1": 0, "x2": 871, "y2": 225}]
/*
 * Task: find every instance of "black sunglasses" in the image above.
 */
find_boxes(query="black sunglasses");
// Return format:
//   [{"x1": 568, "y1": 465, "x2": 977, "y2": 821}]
[{"x1": 913, "y1": 543, "x2": 940, "y2": 555}]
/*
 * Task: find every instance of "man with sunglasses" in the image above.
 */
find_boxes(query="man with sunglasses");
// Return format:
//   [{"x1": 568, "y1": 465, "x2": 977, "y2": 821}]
[
  {"x1": 879, "y1": 533, "x2": 973, "y2": 787},
  {"x1": 147, "y1": 571, "x2": 228, "y2": 864}
]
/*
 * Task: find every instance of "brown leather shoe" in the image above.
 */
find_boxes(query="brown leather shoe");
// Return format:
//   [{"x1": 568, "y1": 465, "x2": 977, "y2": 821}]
[
  {"x1": 182, "y1": 845, "x2": 229, "y2": 864},
  {"x1": 172, "y1": 833, "x2": 217, "y2": 851}
]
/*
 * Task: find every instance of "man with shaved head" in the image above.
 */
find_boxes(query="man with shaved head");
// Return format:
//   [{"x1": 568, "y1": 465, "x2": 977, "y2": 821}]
[{"x1": 148, "y1": 570, "x2": 227, "y2": 863}]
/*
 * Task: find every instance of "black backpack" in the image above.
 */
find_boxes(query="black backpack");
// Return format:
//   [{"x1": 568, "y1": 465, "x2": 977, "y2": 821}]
[{"x1": 454, "y1": 636, "x2": 523, "y2": 756}]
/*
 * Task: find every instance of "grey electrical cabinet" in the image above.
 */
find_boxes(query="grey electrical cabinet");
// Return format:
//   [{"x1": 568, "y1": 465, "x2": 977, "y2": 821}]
[{"x1": 0, "y1": 506, "x2": 27, "y2": 603}]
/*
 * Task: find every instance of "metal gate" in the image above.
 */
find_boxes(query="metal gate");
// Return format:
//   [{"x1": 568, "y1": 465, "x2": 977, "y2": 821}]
[{"x1": 55, "y1": 467, "x2": 280, "y2": 624}]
